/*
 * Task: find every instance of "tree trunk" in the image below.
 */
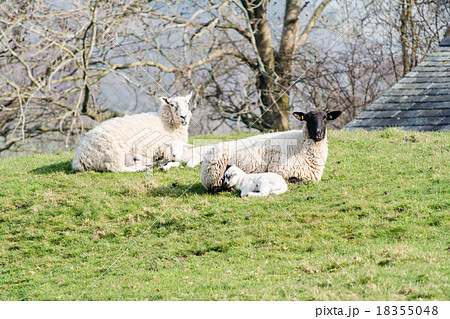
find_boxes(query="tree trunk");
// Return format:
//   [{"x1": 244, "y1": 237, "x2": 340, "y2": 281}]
[
  {"x1": 272, "y1": 0, "x2": 302, "y2": 131},
  {"x1": 241, "y1": 0, "x2": 281, "y2": 130},
  {"x1": 407, "y1": 0, "x2": 417, "y2": 70},
  {"x1": 242, "y1": 0, "x2": 299, "y2": 131},
  {"x1": 81, "y1": 3, "x2": 97, "y2": 114},
  {"x1": 400, "y1": 0, "x2": 416, "y2": 76},
  {"x1": 241, "y1": 0, "x2": 331, "y2": 131},
  {"x1": 400, "y1": 0, "x2": 409, "y2": 76}
]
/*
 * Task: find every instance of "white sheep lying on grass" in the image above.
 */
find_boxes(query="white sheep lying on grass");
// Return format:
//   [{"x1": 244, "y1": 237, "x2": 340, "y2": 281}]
[
  {"x1": 223, "y1": 165, "x2": 288, "y2": 197},
  {"x1": 72, "y1": 92, "x2": 193, "y2": 172},
  {"x1": 201, "y1": 110, "x2": 341, "y2": 193}
]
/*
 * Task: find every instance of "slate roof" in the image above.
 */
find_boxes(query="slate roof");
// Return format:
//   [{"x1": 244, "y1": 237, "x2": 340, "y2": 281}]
[{"x1": 345, "y1": 37, "x2": 450, "y2": 131}]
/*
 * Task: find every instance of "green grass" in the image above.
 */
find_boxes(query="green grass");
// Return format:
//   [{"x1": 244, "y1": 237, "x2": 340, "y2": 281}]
[{"x1": 0, "y1": 129, "x2": 448, "y2": 300}]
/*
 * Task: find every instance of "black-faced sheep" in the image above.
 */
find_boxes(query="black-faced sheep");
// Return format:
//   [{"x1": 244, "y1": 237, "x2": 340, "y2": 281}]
[{"x1": 200, "y1": 110, "x2": 341, "y2": 192}]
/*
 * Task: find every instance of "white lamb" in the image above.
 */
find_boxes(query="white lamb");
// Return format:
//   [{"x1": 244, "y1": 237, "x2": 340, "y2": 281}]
[
  {"x1": 160, "y1": 140, "x2": 194, "y2": 171},
  {"x1": 223, "y1": 165, "x2": 288, "y2": 197},
  {"x1": 200, "y1": 110, "x2": 341, "y2": 193},
  {"x1": 72, "y1": 92, "x2": 193, "y2": 172},
  {"x1": 161, "y1": 140, "x2": 217, "y2": 171},
  {"x1": 185, "y1": 144, "x2": 217, "y2": 168}
]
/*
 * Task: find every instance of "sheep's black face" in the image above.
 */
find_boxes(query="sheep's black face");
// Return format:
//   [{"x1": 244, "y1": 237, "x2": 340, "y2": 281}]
[{"x1": 293, "y1": 110, "x2": 341, "y2": 142}]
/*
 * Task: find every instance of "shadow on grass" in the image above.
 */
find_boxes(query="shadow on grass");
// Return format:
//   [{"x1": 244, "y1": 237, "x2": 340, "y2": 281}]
[
  {"x1": 31, "y1": 160, "x2": 74, "y2": 175},
  {"x1": 148, "y1": 182, "x2": 210, "y2": 197}
]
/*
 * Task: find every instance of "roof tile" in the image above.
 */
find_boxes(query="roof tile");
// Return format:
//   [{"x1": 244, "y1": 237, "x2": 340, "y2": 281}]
[{"x1": 345, "y1": 45, "x2": 450, "y2": 131}]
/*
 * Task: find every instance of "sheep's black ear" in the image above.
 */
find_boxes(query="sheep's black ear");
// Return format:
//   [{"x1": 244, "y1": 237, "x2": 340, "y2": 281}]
[
  {"x1": 327, "y1": 111, "x2": 341, "y2": 120},
  {"x1": 293, "y1": 112, "x2": 306, "y2": 121}
]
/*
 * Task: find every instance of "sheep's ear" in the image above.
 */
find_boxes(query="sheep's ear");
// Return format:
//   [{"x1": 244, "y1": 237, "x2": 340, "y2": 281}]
[
  {"x1": 163, "y1": 142, "x2": 171, "y2": 146},
  {"x1": 160, "y1": 97, "x2": 172, "y2": 106},
  {"x1": 185, "y1": 91, "x2": 193, "y2": 103},
  {"x1": 327, "y1": 111, "x2": 342, "y2": 121},
  {"x1": 183, "y1": 143, "x2": 194, "y2": 149},
  {"x1": 293, "y1": 112, "x2": 306, "y2": 121}
]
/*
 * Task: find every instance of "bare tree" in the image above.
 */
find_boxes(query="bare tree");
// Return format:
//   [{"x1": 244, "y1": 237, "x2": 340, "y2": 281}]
[
  {"x1": 0, "y1": 1, "x2": 132, "y2": 154},
  {"x1": 291, "y1": 0, "x2": 449, "y2": 127},
  {"x1": 0, "y1": 0, "x2": 334, "y2": 157},
  {"x1": 182, "y1": 0, "x2": 448, "y2": 131},
  {"x1": 0, "y1": 0, "x2": 206, "y2": 155},
  {"x1": 1, "y1": 0, "x2": 448, "y2": 156},
  {"x1": 192, "y1": 0, "x2": 333, "y2": 131},
  {"x1": 372, "y1": 0, "x2": 449, "y2": 77}
]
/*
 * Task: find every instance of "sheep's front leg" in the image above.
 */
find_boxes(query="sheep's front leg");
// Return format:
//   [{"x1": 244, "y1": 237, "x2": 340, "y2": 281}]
[
  {"x1": 288, "y1": 177, "x2": 302, "y2": 184},
  {"x1": 186, "y1": 156, "x2": 201, "y2": 167},
  {"x1": 241, "y1": 188, "x2": 266, "y2": 197},
  {"x1": 123, "y1": 165, "x2": 147, "y2": 172},
  {"x1": 246, "y1": 191, "x2": 270, "y2": 197},
  {"x1": 161, "y1": 161, "x2": 180, "y2": 171},
  {"x1": 239, "y1": 189, "x2": 250, "y2": 197}
]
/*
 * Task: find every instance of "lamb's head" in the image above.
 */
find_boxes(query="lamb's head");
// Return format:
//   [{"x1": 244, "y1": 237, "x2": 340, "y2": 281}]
[
  {"x1": 164, "y1": 140, "x2": 193, "y2": 162},
  {"x1": 223, "y1": 165, "x2": 244, "y2": 188},
  {"x1": 160, "y1": 92, "x2": 193, "y2": 126},
  {"x1": 293, "y1": 110, "x2": 341, "y2": 142}
]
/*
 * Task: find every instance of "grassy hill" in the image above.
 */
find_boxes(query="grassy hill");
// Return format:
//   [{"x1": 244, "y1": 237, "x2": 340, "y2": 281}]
[{"x1": 0, "y1": 129, "x2": 448, "y2": 300}]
